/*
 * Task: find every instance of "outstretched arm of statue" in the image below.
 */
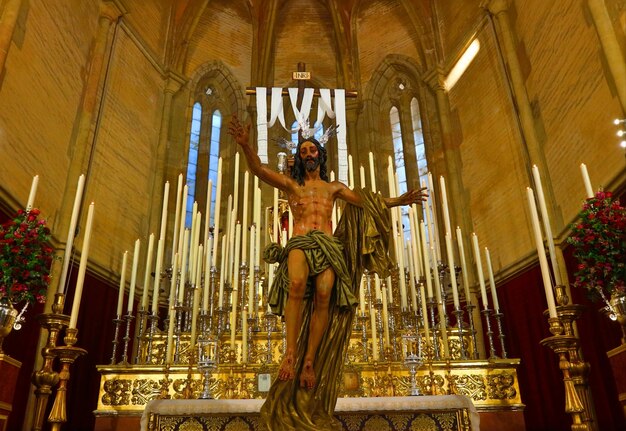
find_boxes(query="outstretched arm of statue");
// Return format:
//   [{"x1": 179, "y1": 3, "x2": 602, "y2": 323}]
[
  {"x1": 228, "y1": 114, "x2": 294, "y2": 193},
  {"x1": 336, "y1": 183, "x2": 428, "y2": 208},
  {"x1": 383, "y1": 187, "x2": 428, "y2": 208}
]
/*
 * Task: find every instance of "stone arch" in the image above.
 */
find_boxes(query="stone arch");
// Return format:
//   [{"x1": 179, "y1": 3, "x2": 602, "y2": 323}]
[{"x1": 360, "y1": 54, "x2": 429, "y2": 191}]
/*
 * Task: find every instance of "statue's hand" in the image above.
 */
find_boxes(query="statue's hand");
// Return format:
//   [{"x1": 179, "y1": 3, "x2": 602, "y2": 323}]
[
  {"x1": 228, "y1": 114, "x2": 251, "y2": 146},
  {"x1": 400, "y1": 187, "x2": 428, "y2": 205}
]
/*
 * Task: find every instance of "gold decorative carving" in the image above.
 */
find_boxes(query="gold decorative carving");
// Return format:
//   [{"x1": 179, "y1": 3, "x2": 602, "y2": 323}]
[
  {"x1": 102, "y1": 379, "x2": 131, "y2": 406},
  {"x1": 487, "y1": 372, "x2": 517, "y2": 400},
  {"x1": 447, "y1": 374, "x2": 487, "y2": 401},
  {"x1": 132, "y1": 379, "x2": 161, "y2": 405}
]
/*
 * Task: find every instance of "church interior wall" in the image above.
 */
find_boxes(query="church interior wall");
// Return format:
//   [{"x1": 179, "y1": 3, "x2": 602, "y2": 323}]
[
  {"x1": 0, "y1": 0, "x2": 100, "y2": 226},
  {"x1": 512, "y1": 0, "x2": 626, "y2": 226},
  {"x1": 434, "y1": 0, "x2": 484, "y2": 60},
  {"x1": 273, "y1": 0, "x2": 338, "y2": 88},
  {"x1": 355, "y1": 0, "x2": 424, "y2": 92},
  {"x1": 447, "y1": 23, "x2": 533, "y2": 274},
  {"x1": 119, "y1": 0, "x2": 174, "y2": 61},
  {"x1": 85, "y1": 28, "x2": 166, "y2": 271},
  {"x1": 184, "y1": 0, "x2": 253, "y2": 89}
]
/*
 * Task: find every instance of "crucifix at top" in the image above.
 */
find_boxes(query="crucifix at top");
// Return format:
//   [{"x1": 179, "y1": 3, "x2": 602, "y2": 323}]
[{"x1": 245, "y1": 63, "x2": 357, "y2": 185}]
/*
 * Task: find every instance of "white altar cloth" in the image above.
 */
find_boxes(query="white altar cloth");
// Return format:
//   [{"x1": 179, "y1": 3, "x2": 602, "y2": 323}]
[{"x1": 141, "y1": 395, "x2": 479, "y2": 431}]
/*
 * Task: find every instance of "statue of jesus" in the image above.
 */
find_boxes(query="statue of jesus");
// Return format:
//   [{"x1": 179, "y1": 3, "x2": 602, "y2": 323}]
[{"x1": 229, "y1": 114, "x2": 426, "y2": 430}]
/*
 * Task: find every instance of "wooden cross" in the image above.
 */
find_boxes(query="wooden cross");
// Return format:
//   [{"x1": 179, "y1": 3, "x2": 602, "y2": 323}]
[{"x1": 245, "y1": 62, "x2": 357, "y2": 98}]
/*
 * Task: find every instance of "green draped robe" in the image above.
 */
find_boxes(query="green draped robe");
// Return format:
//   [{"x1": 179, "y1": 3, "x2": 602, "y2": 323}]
[{"x1": 259, "y1": 189, "x2": 393, "y2": 430}]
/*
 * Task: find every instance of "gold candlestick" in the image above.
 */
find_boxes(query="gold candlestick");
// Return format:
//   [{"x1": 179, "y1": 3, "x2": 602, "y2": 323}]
[
  {"x1": 31, "y1": 293, "x2": 69, "y2": 431},
  {"x1": 47, "y1": 328, "x2": 87, "y2": 431},
  {"x1": 540, "y1": 317, "x2": 591, "y2": 431}
]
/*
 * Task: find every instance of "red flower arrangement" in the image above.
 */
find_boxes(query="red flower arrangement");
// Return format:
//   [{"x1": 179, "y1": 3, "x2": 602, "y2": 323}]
[
  {"x1": 567, "y1": 190, "x2": 626, "y2": 301},
  {"x1": 0, "y1": 208, "x2": 54, "y2": 305}
]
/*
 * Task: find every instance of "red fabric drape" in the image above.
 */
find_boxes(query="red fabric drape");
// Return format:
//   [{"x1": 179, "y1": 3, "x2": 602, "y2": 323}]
[{"x1": 497, "y1": 258, "x2": 625, "y2": 431}]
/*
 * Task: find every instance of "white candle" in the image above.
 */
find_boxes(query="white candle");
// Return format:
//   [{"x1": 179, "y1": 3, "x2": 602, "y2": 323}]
[
  {"x1": 423, "y1": 181, "x2": 438, "y2": 264},
  {"x1": 178, "y1": 185, "x2": 188, "y2": 262},
  {"x1": 189, "y1": 203, "x2": 198, "y2": 282},
  {"x1": 218, "y1": 235, "x2": 227, "y2": 308},
  {"x1": 381, "y1": 283, "x2": 390, "y2": 346},
  {"x1": 359, "y1": 275, "x2": 366, "y2": 315},
  {"x1": 241, "y1": 171, "x2": 249, "y2": 263},
  {"x1": 152, "y1": 238, "x2": 164, "y2": 313},
  {"x1": 532, "y1": 165, "x2": 562, "y2": 286},
  {"x1": 233, "y1": 152, "x2": 240, "y2": 217},
  {"x1": 374, "y1": 274, "x2": 382, "y2": 301},
  {"x1": 408, "y1": 207, "x2": 421, "y2": 279},
  {"x1": 224, "y1": 196, "x2": 233, "y2": 282},
  {"x1": 254, "y1": 186, "x2": 261, "y2": 266},
  {"x1": 426, "y1": 175, "x2": 441, "y2": 261},
  {"x1": 26, "y1": 174, "x2": 39, "y2": 211},
  {"x1": 273, "y1": 188, "x2": 279, "y2": 242},
  {"x1": 420, "y1": 221, "x2": 434, "y2": 298},
  {"x1": 439, "y1": 176, "x2": 452, "y2": 236},
  {"x1": 445, "y1": 233, "x2": 460, "y2": 309},
  {"x1": 202, "y1": 237, "x2": 213, "y2": 312},
  {"x1": 368, "y1": 152, "x2": 377, "y2": 193},
  {"x1": 471, "y1": 233, "x2": 489, "y2": 309},
  {"x1": 527, "y1": 188, "x2": 558, "y2": 318},
  {"x1": 456, "y1": 227, "x2": 471, "y2": 304},
  {"x1": 211, "y1": 158, "x2": 223, "y2": 266},
  {"x1": 580, "y1": 163, "x2": 594, "y2": 199},
  {"x1": 69, "y1": 202, "x2": 94, "y2": 329},
  {"x1": 171, "y1": 174, "x2": 183, "y2": 265},
  {"x1": 204, "y1": 179, "x2": 213, "y2": 247},
  {"x1": 242, "y1": 309, "x2": 248, "y2": 362},
  {"x1": 386, "y1": 275, "x2": 394, "y2": 304},
  {"x1": 289, "y1": 198, "x2": 294, "y2": 238},
  {"x1": 116, "y1": 257, "x2": 128, "y2": 318},
  {"x1": 230, "y1": 224, "x2": 242, "y2": 346},
  {"x1": 141, "y1": 233, "x2": 155, "y2": 310},
  {"x1": 166, "y1": 255, "x2": 178, "y2": 364},
  {"x1": 248, "y1": 224, "x2": 256, "y2": 308},
  {"x1": 191, "y1": 211, "x2": 202, "y2": 285},
  {"x1": 227, "y1": 207, "x2": 237, "y2": 283},
  {"x1": 58, "y1": 174, "x2": 85, "y2": 294},
  {"x1": 407, "y1": 241, "x2": 418, "y2": 312},
  {"x1": 179, "y1": 229, "x2": 190, "y2": 303},
  {"x1": 369, "y1": 299, "x2": 379, "y2": 361},
  {"x1": 159, "y1": 181, "x2": 170, "y2": 240},
  {"x1": 359, "y1": 165, "x2": 366, "y2": 190},
  {"x1": 190, "y1": 246, "x2": 202, "y2": 347},
  {"x1": 128, "y1": 239, "x2": 141, "y2": 313},
  {"x1": 484, "y1": 247, "x2": 500, "y2": 313},
  {"x1": 348, "y1": 154, "x2": 355, "y2": 189},
  {"x1": 419, "y1": 281, "x2": 431, "y2": 346}
]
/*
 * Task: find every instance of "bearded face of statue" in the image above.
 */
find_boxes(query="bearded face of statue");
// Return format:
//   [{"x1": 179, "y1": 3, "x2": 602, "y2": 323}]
[{"x1": 300, "y1": 141, "x2": 320, "y2": 172}]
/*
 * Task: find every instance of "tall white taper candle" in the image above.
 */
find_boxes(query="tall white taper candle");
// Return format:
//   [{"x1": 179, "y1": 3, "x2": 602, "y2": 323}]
[
  {"x1": 58, "y1": 174, "x2": 85, "y2": 294},
  {"x1": 69, "y1": 202, "x2": 95, "y2": 329},
  {"x1": 26, "y1": 175, "x2": 39, "y2": 211},
  {"x1": 128, "y1": 239, "x2": 141, "y2": 313},
  {"x1": 526, "y1": 188, "x2": 557, "y2": 318}
]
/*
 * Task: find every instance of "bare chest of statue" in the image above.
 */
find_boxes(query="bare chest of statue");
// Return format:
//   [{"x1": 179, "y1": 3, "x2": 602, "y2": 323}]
[{"x1": 287, "y1": 180, "x2": 336, "y2": 236}]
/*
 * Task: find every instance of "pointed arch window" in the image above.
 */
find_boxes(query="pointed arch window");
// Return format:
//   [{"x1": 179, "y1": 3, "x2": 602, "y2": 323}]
[
  {"x1": 390, "y1": 106, "x2": 410, "y2": 239},
  {"x1": 411, "y1": 98, "x2": 431, "y2": 229},
  {"x1": 208, "y1": 110, "x2": 221, "y2": 225},
  {"x1": 186, "y1": 102, "x2": 202, "y2": 228}
]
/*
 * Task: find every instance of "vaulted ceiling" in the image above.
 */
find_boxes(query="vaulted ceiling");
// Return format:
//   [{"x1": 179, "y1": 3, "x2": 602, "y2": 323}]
[{"x1": 164, "y1": 0, "x2": 441, "y2": 89}]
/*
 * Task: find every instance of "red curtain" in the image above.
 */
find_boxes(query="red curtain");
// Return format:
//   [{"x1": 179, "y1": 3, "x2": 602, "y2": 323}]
[{"x1": 497, "y1": 255, "x2": 625, "y2": 430}]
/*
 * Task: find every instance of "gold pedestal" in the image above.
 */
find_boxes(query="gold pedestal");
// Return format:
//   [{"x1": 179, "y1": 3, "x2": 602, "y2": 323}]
[{"x1": 31, "y1": 294, "x2": 69, "y2": 431}]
